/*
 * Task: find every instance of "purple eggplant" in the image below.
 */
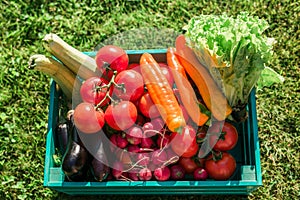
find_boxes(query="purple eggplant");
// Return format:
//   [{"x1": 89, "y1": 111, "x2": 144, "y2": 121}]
[
  {"x1": 61, "y1": 119, "x2": 91, "y2": 182},
  {"x1": 78, "y1": 130, "x2": 111, "y2": 181},
  {"x1": 91, "y1": 158, "x2": 110, "y2": 182},
  {"x1": 55, "y1": 123, "x2": 69, "y2": 156}
]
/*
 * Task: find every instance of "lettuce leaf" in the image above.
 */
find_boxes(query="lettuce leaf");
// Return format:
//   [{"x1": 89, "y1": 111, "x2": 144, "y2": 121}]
[{"x1": 184, "y1": 12, "x2": 281, "y2": 107}]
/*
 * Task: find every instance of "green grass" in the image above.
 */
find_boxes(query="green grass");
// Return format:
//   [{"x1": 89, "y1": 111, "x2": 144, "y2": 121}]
[{"x1": 0, "y1": 0, "x2": 299, "y2": 199}]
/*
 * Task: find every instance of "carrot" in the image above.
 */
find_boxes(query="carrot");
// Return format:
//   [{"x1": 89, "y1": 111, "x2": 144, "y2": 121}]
[
  {"x1": 175, "y1": 35, "x2": 232, "y2": 121},
  {"x1": 140, "y1": 53, "x2": 186, "y2": 132},
  {"x1": 167, "y1": 47, "x2": 209, "y2": 126}
]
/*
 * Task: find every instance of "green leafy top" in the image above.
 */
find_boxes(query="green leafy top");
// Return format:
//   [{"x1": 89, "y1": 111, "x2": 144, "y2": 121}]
[{"x1": 184, "y1": 12, "x2": 280, "y2": 106}]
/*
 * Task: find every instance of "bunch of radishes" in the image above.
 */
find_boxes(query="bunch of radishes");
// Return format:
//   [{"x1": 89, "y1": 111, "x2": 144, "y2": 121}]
[{"x1": 107, "y1": 117, "x2": 208, "y2": 181}]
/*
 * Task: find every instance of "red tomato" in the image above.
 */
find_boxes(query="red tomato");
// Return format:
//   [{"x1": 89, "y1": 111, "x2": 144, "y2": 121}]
[
  {"x1": 73, "y1": 102, "x2": 105, "y2": 134},
  {"x1": 208, "y1": 121, "x2": 238, "y2": 151},
  {"x1": 170, "y1": 125, "x2": 199, "y2": 158},
  {"x1": 104, "y1": 101, "x2": 137, "y2": 131},
  {"x1": 138, "y1": 92, "x2": 160, "y2": 118},
  {"x1": 80, "y1": 77, "x2": 112, "y2": 107},
  {"x1": 178, "y1": 157, "x2": 198, "y2": 174},
  {"x1": 113, "y1": 70, "x2": 144, "y2": 101},
  {"x1": 95, "y1": 45, "x2": 129, "y2": 79},
  {"x1": 205, "y1": 152, "x2": 236, "y2": 180}
]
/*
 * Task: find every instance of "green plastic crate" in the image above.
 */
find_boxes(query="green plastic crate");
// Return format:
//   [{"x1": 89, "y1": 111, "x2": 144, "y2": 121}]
[{"x1": 44, "y1": 49, "x2": 262, "y2": 195}]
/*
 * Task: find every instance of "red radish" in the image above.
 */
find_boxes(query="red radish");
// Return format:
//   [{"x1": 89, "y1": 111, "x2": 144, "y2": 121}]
[
  {"x1": 142, "y1": 118, "x2": 164, "y2": 137},
  {"x1": 127, "y1": 126, "x2": 143, "y2": 137},
  {"x1": 127, "y1": 145, "x2": 140, "y2": 153},
  {"x1": 127, "y1": 126, "x2": 143, "y2": 138},
  {"x1": 109, "y1": 134, "x2": 118, "y2": 152},
  {"x1": 112, "y1": 161, "x2": 124, "y2": 179},
  {"x1": 140, "y1": 137, "x2": 155, "y2": 148},
  {"x1": 151, "y1": 150, "x2": 168, "y2": 166},
  {"x1": 128, "y1": 170, "x2": 139, "y2": 181},
  {"x1": 126, "y1": 134, "x2": 141, "y2": 145},
  {"x1": 136, "y1": 153, "x2": 150, "y2": 166},
  {"x1": 116, "y1": 134, "x2": 128, "y2": 149},
  {"x1": 139, "y1": 168, "x2": 152, "y2": 181},
  {"x1": 193, "y1": 167, "x2": 208, "y2": 180},
  {"x1": 126, "y1": 126, "x2": 143, "y2": 145},
  {"x1": 170, "y1": 164, "x2": 185, "y2": 180},
  {"x1": 154, "y1": 166, "x2": 171, "y2": 181},
  {"x1": 156, "y1": 134, "x2": 170, "y2": 148}
]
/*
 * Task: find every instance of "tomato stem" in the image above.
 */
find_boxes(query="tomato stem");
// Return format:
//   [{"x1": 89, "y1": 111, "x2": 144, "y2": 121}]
[
  {"x1": 95, "y1": 70, "x2": 122, "y2": 109},
  {"x1": 211, "y1": 150, "x2": 223, "y2": 161}
]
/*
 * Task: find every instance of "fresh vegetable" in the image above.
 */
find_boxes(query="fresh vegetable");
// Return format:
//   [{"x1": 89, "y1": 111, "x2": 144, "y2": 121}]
[
  {"x1": 80, "y1": 77, "x2": 112, "y2": 107},
  {"x1": 184, "y1": 12, "x2": 277, "y2": 121},
  {"x1": 113, "y1": 69, "x2": 144, "y2": 101},
  {"x1": 142, "y1": 118, "x2": 164, "y2": 137},
  {"x1": 126, "y1": 127, "x2": 142, "y2": 145},
  {"x1": 138, "y1": 92, "x2": 160, "y2": 119},
  {"x1": 115, "y1": 148, "x2": 132, "y2": 166},
  {"x1": 151, "y1": 150, "x2": 168, "y2": 166},
  {"x1": 104, "y1": 100, "x2": 138, "y2": 131},
  {"x1": 115, "y1": 134, "x2": 128, "y2": 149},
  {"x1": 193, "y1": 167, "x2": 208, "y2": 180},
  {"x1": 156, "y1": 134, "x2": 170, "y2": 148},
  {"x1": 138, "y1": 167, "x2": 152, "y2": 181},
  {"x1": 175, "y1": 35, "x2": 232, "y2": 121},
  {"x1": 154, "y1": 166, "x2": 171, "y2": 181},
  {"x1": 205, "y1": 152, "x2": 236, "y2": 180},
  {"x1": 73, "y1": 102, "x2": 105, "y2": 134},
  {"x1": 90, "y1": 139, "x2": 110, "y2": 182},
  {"x1": 95, "y1": 45, "x2": 129, "y2": 79},
  {"x1": 167, "y1": 47, "x2": 209, "y2": 126},
  {"x1": 112, "y1": 161, "x2": 124, "y2": 180},
  {"x1": 28, "y1": 54, "x2": 81, "y2": 101},
  {"x1": 91, "y1": 158, "x2": 110, "y2": 182},
  {"x1": 208, "y1": 121, "x2": 238, "y2": 151},
  {"x1": 170, "y1": 125, "x2": 198, "y2": 158},
  {"x1": 178, "y1": 157, "x2": 198, "y2": 174},
  {"x1": 42, "y1": 33, "x2": 99, "y2": 80},
  {"x1": 55, "y1": 123, "x2": 69, "y2": 156},
  {"x1": 257, "y1": 66, "x2": 285, "y2": 90},
  {"x1": 140, "y1": 137, "x2": 155, "y2": 149},
  {"x1": 170, "y1": 164, "x2": 185, "y2": 180},
  {"x1": 140, "y1": 52, "x2": 186, "y2": 132},
  {"x1": 62, "y1": 118, "x2": 91, "y2": 181}
]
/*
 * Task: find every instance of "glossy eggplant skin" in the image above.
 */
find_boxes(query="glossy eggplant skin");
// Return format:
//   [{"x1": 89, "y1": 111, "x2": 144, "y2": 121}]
[
  {"x1": 55, "y1": 123, "x2": 69, "y2": 156},
  {"x1": 90, "y1": 140, "x2": 110, "y2": 181},
  {"x1": 91, "y1": 158, "x2": 110, "y2": 182},
  {"x1": 61, "y1": 120, "x2": 91, "y2": 181}
]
